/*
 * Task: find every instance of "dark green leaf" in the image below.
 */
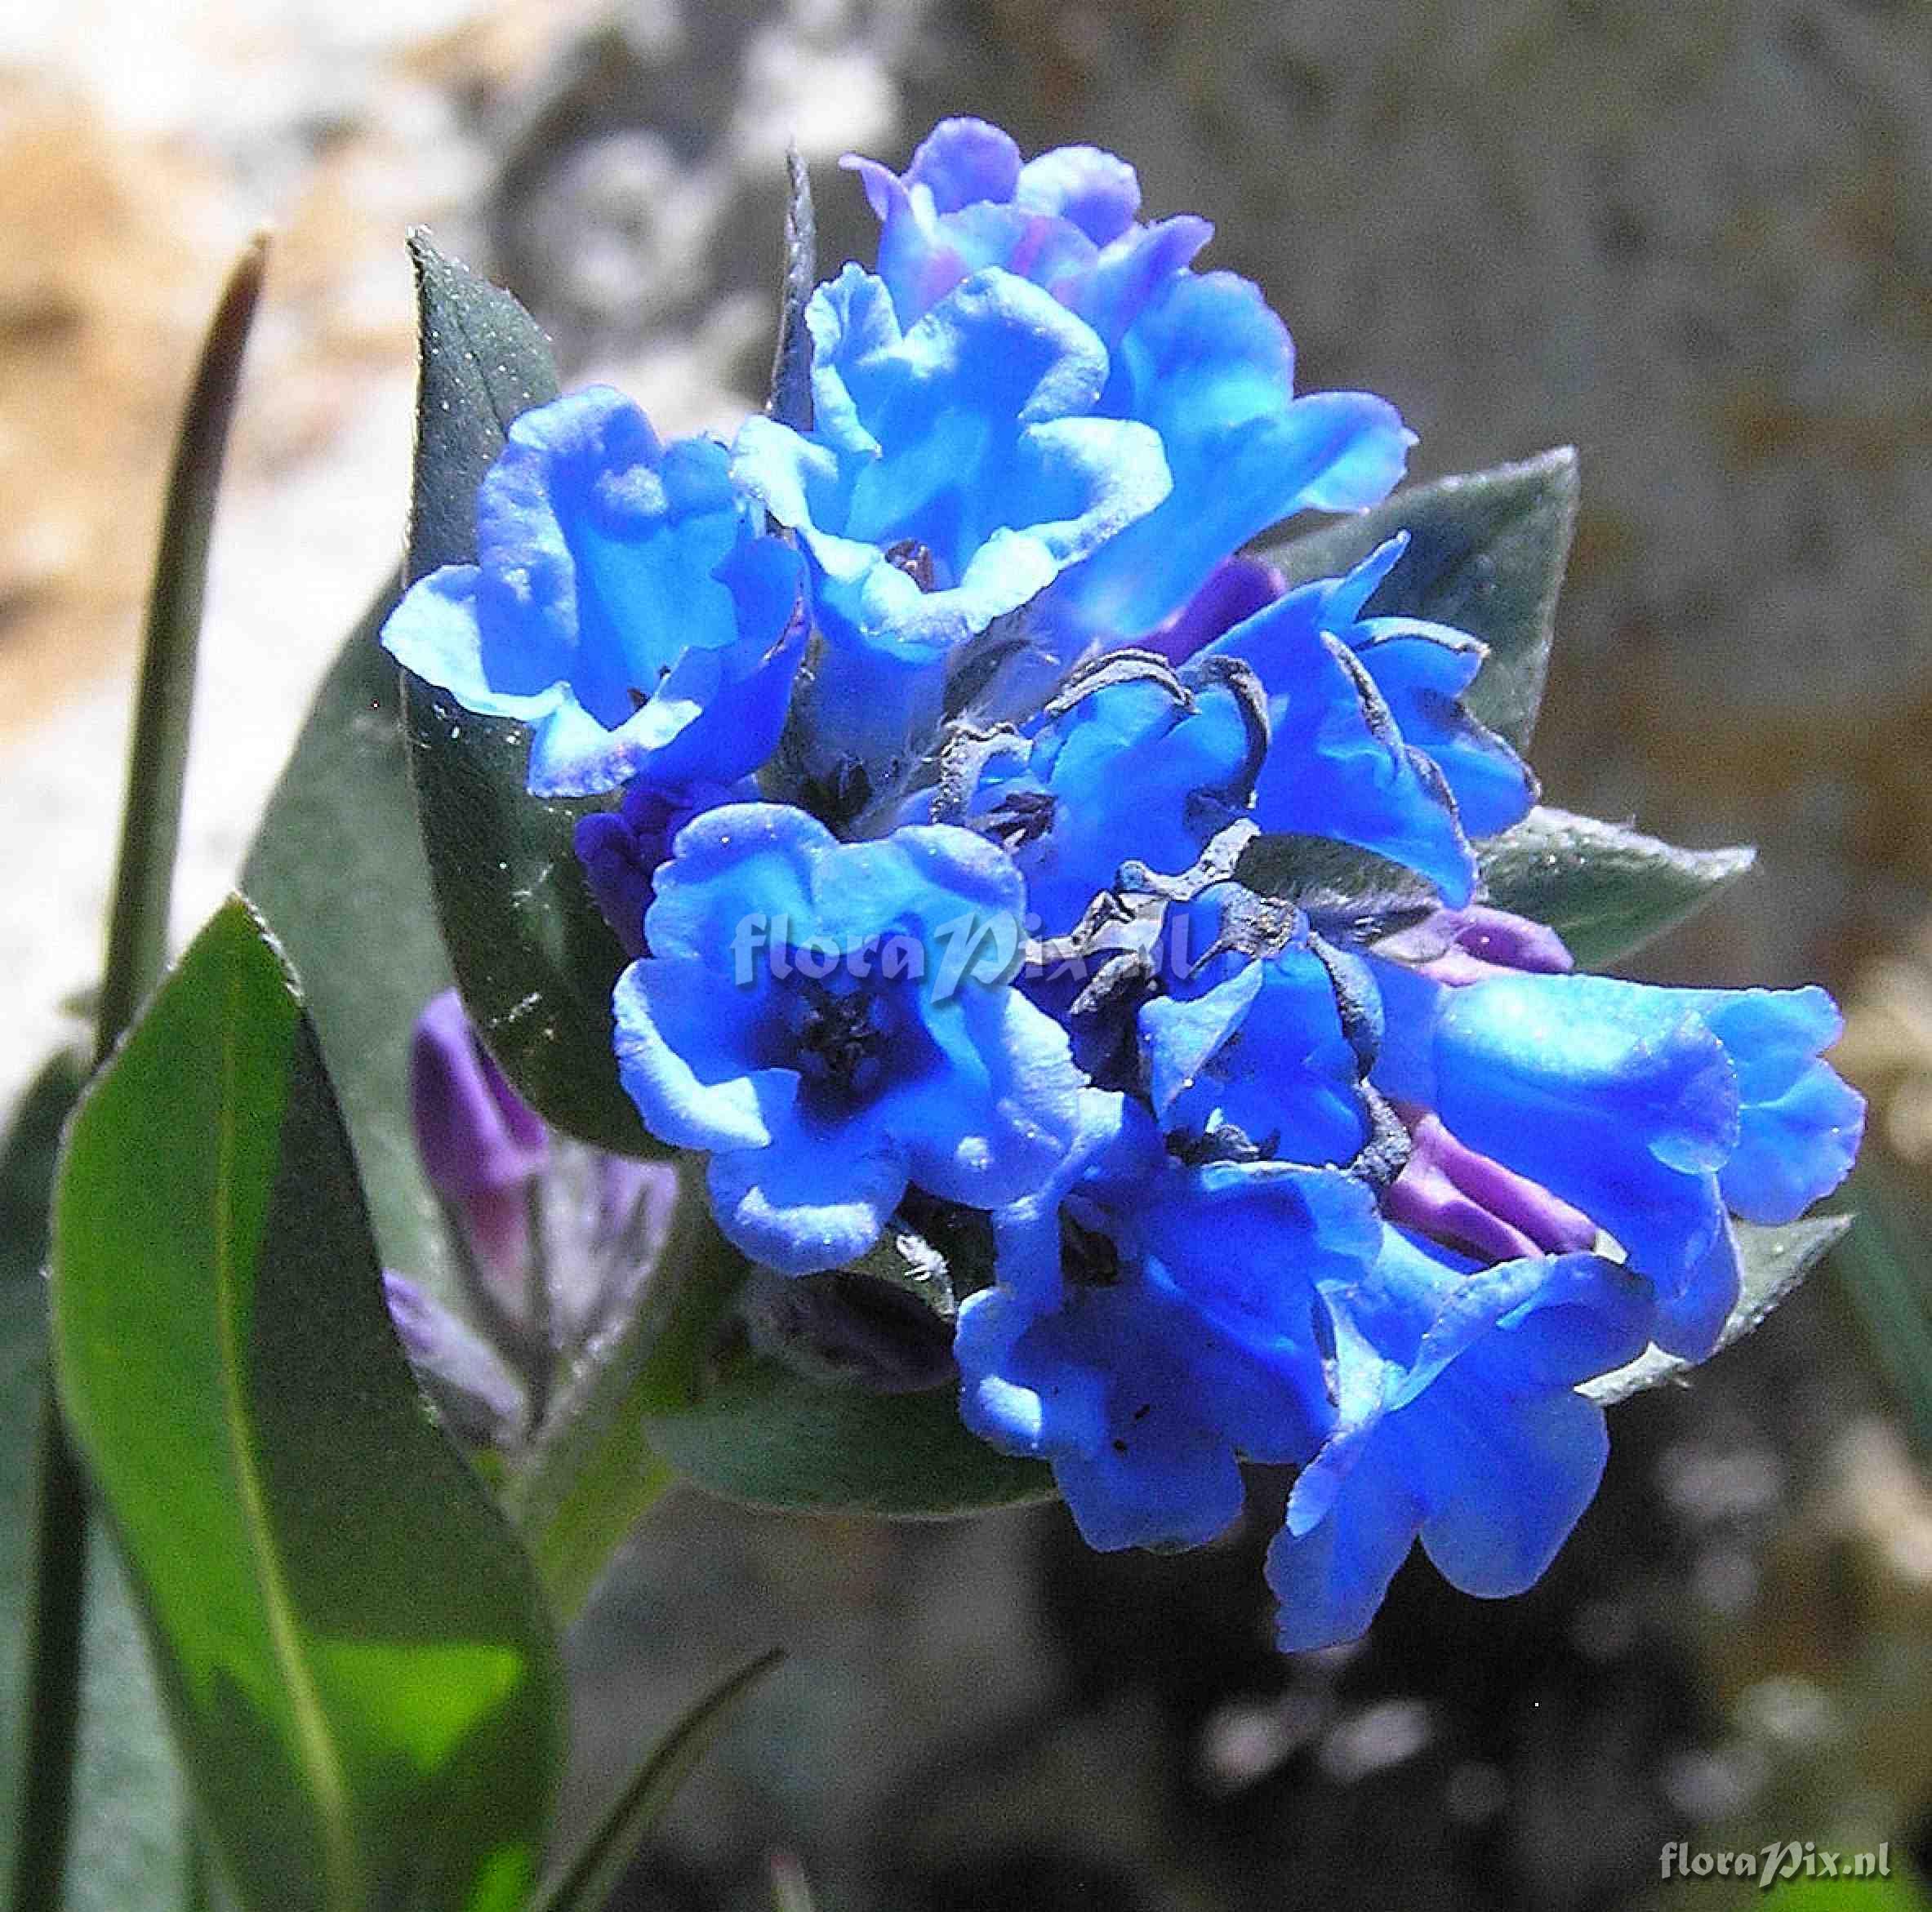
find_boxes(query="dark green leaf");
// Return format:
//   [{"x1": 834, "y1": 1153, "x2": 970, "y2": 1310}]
[
  {"x1": 0, "y1": 1046, "x2": 89, "y2": 1286},
  {"x1": 243, "y1": 589, "x2": 456, "y2": 1292},
  {"x1": 646, "y1": 1354, "x2": 1054, "y2": 1517},
  {"x1": 51, "y1": 900, "x2": 563, "y2": 1912},
  {"x1": 98, "y1": 233, "x2": 269, "y2": 1052},
  {"x1": 400, "y1": 234, "x2": 657, "y2": 1155},
  {"x1": 634, "y1": 1194, "x2": 1050, "y2": 1518},
  {"x1": 2, "y1": 1053, "x2": 188, "y2": 1911},
  {"x1": 1264, "y1": 447, "x2": 1579, "y2": 749},
  {"x1": 1583, "y1": 1216, "x2": 1851, "y2": 1406},
  {"x1": 532, "y1": 1649, "x2": 782, "y2": 1912},
  {"x1": 1478, "y1": 806, "x2": 1756, "y2": 968},
  {"x1": 1233, "y1": 831, "x2": 1441, "y2": 936},
  {"x1": 509, "y1": 1170, "x2": 1048, "y2": 1621},
  {"x1": 404, "y1": 683, "x2": 657, "y2": 1155},
  {"x1": 767, "y1": 147, "x2": 816, "y2": 432},
  {"x1": 406, "y1": 230, "x2": 560, "y2": 585}
]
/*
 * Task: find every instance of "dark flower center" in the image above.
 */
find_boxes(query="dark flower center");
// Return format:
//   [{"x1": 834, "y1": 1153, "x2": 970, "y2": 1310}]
[
  {"x1": 883, "y1": 538, "x2": 938, "y2": 591},
  {"x1": 785, "y1": 976, "x2": 899, "y2": 1103},
  {"x1": 1060, "y1": 1211, "x2": 1123, "y2": 1287}
]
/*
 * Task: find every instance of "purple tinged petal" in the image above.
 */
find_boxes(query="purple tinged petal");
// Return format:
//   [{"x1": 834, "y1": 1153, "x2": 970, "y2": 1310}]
[
  {"x1": 1384, "y1": 1112, "x2": 1600, "y2": 1264},
  {"x1": 1013, "y1": 143, "x2": 1142, "y2": 242},
  {"x1": 901, "y1": 116, "x2": 1023, "y2": 211},
  {"x1": 1147, "y1": 554, "x2": 1286, "y2": 666},
  {"x1": 410, "y1": 990, "x2": 547, "y2": 1201},
  {"x1": 382, "y1": 1271, "x2": 527, "y2": 1441},
  {"x1": 1378, "y1": 905, "x2": 1576, "y2": 987}
]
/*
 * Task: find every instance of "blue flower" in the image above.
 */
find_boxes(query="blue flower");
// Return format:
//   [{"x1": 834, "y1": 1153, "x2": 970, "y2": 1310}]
[
  {"x1": 612, "y1": 802, "x2": 1088, "y2": 1274},
  {"x1": 1368, "y1": 965, "x2": 1864, "y2": 1357},
  {"x1": 731, "y1": 265, "x2": 1172, "y2": 804},
  {"x1": 1200, "y1": 543, "x2": 1535, "y2": 901},
  {"x1": 574, "y1": 776, "x2": 752, "y2": 958},
  {"x1": 1137, "y1": 884, "x2": 1380, "y2": 1167},
  {"x1": 1266, "y1": 1229, "x2": 1655, "y2": 1652},
  {"x1": 845, "y1": 117, "x2": 1213, "y2": 349},
  {"x1": 956, "y1": 1098, "x2": 1382, "y2": 1549},
  {"x1": 943, "y1": 650, "x2": 1262, "y2": 937},
  {"x1": 846, "y1": 118, "x2": 1416, "y2": 647},
  {"x1": 382, "y1": 386, "x2": 806, "y2": 797}
]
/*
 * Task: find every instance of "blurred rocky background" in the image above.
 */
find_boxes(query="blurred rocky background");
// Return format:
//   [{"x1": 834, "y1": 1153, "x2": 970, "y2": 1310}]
[{"x1": 3, "y1": 1, "x2": 1930, "y2": 1906}]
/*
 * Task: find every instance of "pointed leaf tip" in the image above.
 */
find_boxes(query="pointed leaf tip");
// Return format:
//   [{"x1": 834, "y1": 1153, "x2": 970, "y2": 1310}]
[
  {"x1": 1583, "y1": 1215, "x2": 1851, "y2": 1405},
  {"x1": 1479, "y1": 806, "x2": 1756, "y2": 967},
  {"x1": 1266, "y1": 445, "x2": 1580, "y2": 750},
  {"x1": 405, "y1": 232, "x2": 560, "y2": 583}
]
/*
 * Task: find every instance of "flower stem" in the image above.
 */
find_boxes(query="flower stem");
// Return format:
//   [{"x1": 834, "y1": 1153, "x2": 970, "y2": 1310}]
[
  {"x1": 9, "y1": 232, "x2": 268, "y2": 1912},
  {"x1": 502, "y1": 1156, "x2": 738, "y2": 1622}
]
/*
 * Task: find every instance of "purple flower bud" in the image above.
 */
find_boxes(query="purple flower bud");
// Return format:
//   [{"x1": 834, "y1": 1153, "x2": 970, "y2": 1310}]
[
  {"x1": 410, "y1": 990, "x2": 548, "y2": 1280},
  {"x1": 575, "y1": 777, "x2": 753, "y2": 958},
  {"x1": 1378, "y1": 905, "x2": 1575, "y2": 988},
  {"x1": 1146, "y1": 554, "x2": 1286, "y2": 665},
  {"x1": 1384, "y1": 1109, "x2": 1600, "y2": 1264},
  {"x1": 382, "y1": 1270, "x2": 527, "y2": 1443}
]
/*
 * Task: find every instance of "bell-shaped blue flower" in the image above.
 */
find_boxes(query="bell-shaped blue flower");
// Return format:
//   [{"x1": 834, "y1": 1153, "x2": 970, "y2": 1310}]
[
  {"x1": 1138, "y1": 885, "x2": 1378, "y2": 1167},
  {"x1": 845, "y1": 116, "x2": 1214, "y2": 349},
  {"x1": 1193, "y1": 543, "x2": 1534, "y2": 900},
  {"x1": 1337, "y1": 537, "x2": 1540, "y2": 839},
  {"x1": 946, "y1": 651, "x2": 1262, "y2": 937},
  {"x1": 1267, "y1": 1229, "x2": 1655, "y2": 1652},
  {"x1": 846, "y1": 118, "x2": 1417, "y2": 649},
  {"x1": 956, "y1": 1098, "x2": 1382, "y2": 1550},
  {"x1": 382, "y1": 386, "x2": 807, "y2": 797},
  {"x1": 1368, "y1": 965, "x2": 1864, "y2": 1358},
  {"x1": 612, "y1": 803, "x2": 1088, "y2": 1274},
  {"x1": 731, "y1": 265, "x2": 1172, "y2": 806}
]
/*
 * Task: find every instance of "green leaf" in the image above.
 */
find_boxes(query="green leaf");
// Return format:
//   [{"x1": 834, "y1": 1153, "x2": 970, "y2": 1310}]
[
  {"x1": 508, "y1": 1170, "x2": 1048, "y2": 1620},
  {"x1": 400, "y1": 235, "x2": 657, "y2": 1156},
  {"x1": 632, "y1": 1194, "x2": 1050, "y2": 1518},
  {"x1": 646, "y1": 1356, "x2": 1055, "y2": 1517},
  {"x1": 50, "y1": 900, "x2": 563, "y2": 1912},
  {"x1": 404, "y1": 683, "x2": 655, "y2": 1155},
  {"x1": 0, "y1": 1046, "x2": 88, "y2": 1287},
  {"x1": 98, "y1": 233, "x2": 269, "y2": 1052},
  {"x1": 532, "y1": 1648, "x2": 782, "y2": 1912},
  {"x1": 242, "y1": 589, "x2": 455, "y2": 1293},
  {"x1": 1263, "y1": 446, "x2": 1579, "y2": 749},
  {"x1": 1232, "y1": 830, "x2": 1441, "y2": 936},
  {"x1": 1478, "y1": 805, "x2": 1756, "y2": 968},
  {"x1": 1583, "y1": 1216, "x2": 1851, "y2": 1406},
  {"x1": 405, "y1": 230, "x2": 561, "y2": 584},
  {"x1": 2, "y1": 1052, "x2": 189, "y2": 1912}
]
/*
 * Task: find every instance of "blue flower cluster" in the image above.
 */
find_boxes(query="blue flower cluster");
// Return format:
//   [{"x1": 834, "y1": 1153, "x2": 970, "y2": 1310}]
[{"x1": 381, "y1": 118, "x2": 1863, "y2": 1650}]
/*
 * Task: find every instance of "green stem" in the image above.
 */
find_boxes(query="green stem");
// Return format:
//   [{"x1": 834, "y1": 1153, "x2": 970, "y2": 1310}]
[
  {"x1": 503, "y1": 1157, "x2": 744, "y2": 1621},
  {"x1": 10, "y1": 233, "x2": 268, "y2": 1912}
]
